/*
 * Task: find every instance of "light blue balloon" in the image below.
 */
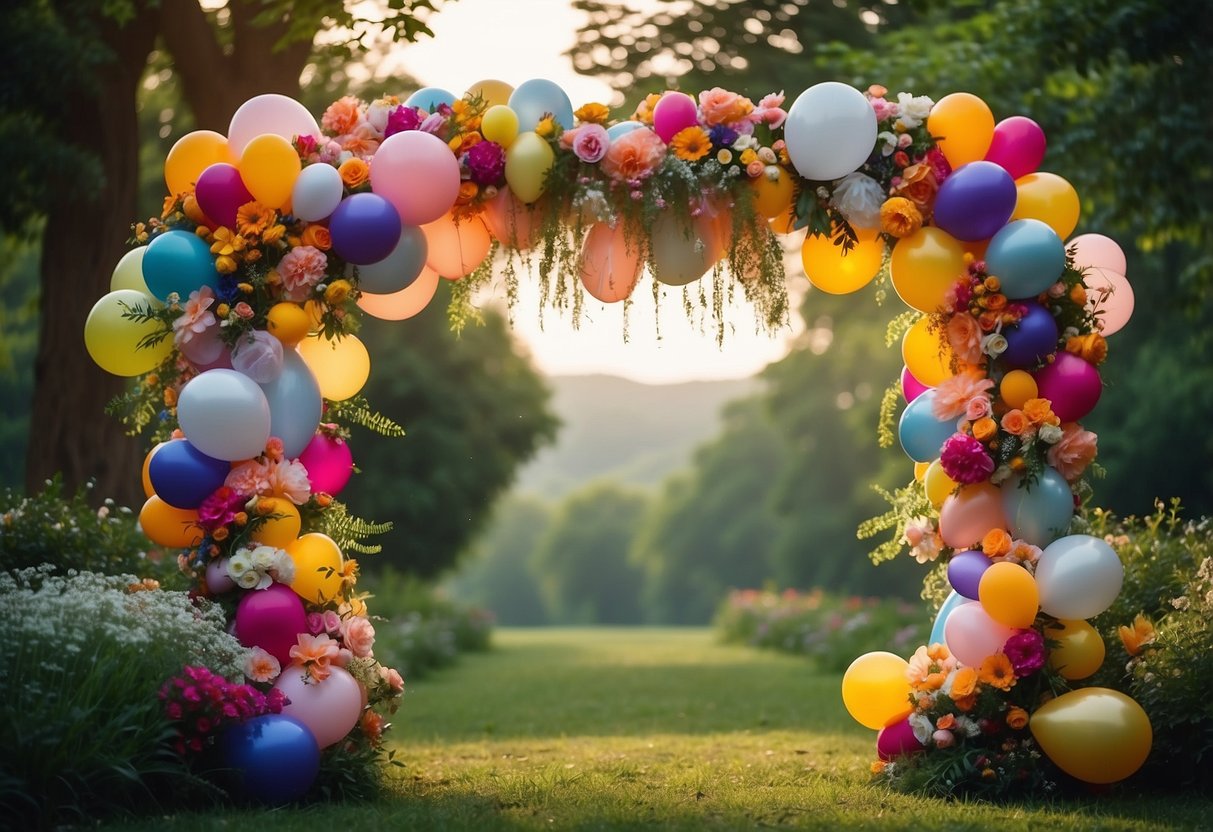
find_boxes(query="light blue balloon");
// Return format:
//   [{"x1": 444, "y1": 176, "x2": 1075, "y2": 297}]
[
  {"x1": 606, "y1": 120, "x2": 643, "y2": 140},
  {"x1": 291, "y1": 163, "x2": 345, "y2": 222},
  {"x1": 508, "y1": 78, "x2": 574, "y2": 132},
  {"x1": 356, "y1": 226, "x2": 428, "y2": 295},
  {"x1": 984, "y1": 219, "x2": 1065, "y2": 299},
  {"x1": 260, "y1": 350, "x2": 322, "y2": 459},
  {"x1": 1002, "y1": 468, "x2": 1074, "y2": 547},
  {"x1": 142, "y1": 230, "x2": 219, "y2": 302},
  {"x1": 929, "y1": 591, "x2": 966, "y2": 647},
  {"x1": 405, "y1": 86, "x2": 456, "y2": 112},
  {"x1": 898, "y1": 389, "x2": 958, "y2": 463}
]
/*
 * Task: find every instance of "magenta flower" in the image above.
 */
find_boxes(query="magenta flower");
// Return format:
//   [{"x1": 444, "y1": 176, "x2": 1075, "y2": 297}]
[
  {"x1": 465, "y1": 140, "x2": 506, "y2": 186},
  {"x1": 197, "y1": 486, "x2": 247, "y2": 530},
  {"x1": 1003, "y1": 629, "x2": 1046, "y2": 677},
  {"x1": 384, "y1": 105, "x2": 423, "y2": 137},
  {"x1": 939, "y1": 433, "x2": 995, "y2": 484}
]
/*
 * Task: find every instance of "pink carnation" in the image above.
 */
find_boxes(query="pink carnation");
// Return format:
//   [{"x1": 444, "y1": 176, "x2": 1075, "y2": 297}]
[
  {"x1": 197, "y1": 486, "x2": 248, "y2": 530},
  {"x1": 172, "y1": 286, "x2": 217, "y2": 351},
  {"x1": 939, "y1": 433, "x2": 995, "y2": 484},
  {"x1": 276, "y1": 245, "x2": 328, "y2": 302},
  {"x1": 870, "y1": 96, "x2": 899, "y2": 122},
  {"x1": 751, "y1": 91, "x2": 787, "y2": 129},
  {"x1": 1003, "y1": 629, "x2": 1046, "y2": 677},
  {"x1": 1047, "y1": 423, "x2": 1098, "y2": 481},
  {"x1": 932, "y1": 370, "x2": 994, "y2": 421},
  {"x1": 225, "y1": 460, "x2": 271, "y2": 496}
]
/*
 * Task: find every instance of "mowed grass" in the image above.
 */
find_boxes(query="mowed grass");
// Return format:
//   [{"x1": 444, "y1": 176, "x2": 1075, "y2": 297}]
[{"x1": 110, "y1": 629, "x2": 1208, "y2": 830}]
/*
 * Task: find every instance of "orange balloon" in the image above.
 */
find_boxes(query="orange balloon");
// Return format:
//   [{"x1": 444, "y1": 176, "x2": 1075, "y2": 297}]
[
  {"x1": 801, "y1": 228, "x2": 885, "y2": 295},
  {"x1": 841, "y1": 651, "x2": 912, "y2": 730},
  {"x1": 139, "y1": 496, "x2": 204, "y2": 548},
  {"x1": 141, "y1": 442, "x2": 167, "y2": 498},
  {"x1": 927, "y1": 93, "x2": 995, "y2": 169},
  {"x1": 769, "y1": 207, "x2": 798, "y2": 235},
  {"x1": 297, "y1": 333, "x2": 370, "y2": 401},
  {"x1": 164, "y1": 130, "x2": 232, "y2": 196},
  {"x1": 423, "y1": 212, "x2": 492, "y2": 279},
  {"x1": 580, "y1": 223, "x2": 642, "y2": 303},
  {"x1": 750, "y1": 167, "x2": 795, "y2": 219},
  {"x1": 1012, "y1": 172, "x2": 1081, "y2": 239},
  {"x1": 890, "y1": 227, "x2": 966, "y2": 312},
  {"x1": 357, "y1": 266, "x2": 441, "y2": 321},
  {"x1": 978, "y1": 561, "x2": 1039, "y2": 628},
  {"x1": 251, "y1": 496, "x2": 302, "y2": 548},
  {"x1": 999, "y1": 370, "x2": 1038, "y2": 409},
  {"x1": 481, "y1": 189, "x2": 544, "y2": 250},
  {"x1": 901, "y1": 316, "x2": 958, "y2": 387},
  {"x1": 939, "y1": 483, "x2": 1007, "y2": 549},
  {"x1": 239, "y1": 133, "x2": 301, "y2": 209}
]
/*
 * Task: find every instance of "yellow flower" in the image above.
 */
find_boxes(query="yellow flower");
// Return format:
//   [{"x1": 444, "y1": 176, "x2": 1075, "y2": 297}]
[
  {"x1": 978, "y1": 653, "x2": 1016, "y2": 691},
  {"x1": 324, "y1": 279, "x2": 353, "y2": 305},
  {"x1": 535, "y1": 115, "x2": 558, "y2": 138},
  {"x1": 261, "y1": 224, "x2": 286, "y2": 245},
  {"x1": 669, "y1": 126, "x2": 711, "y2": 162},
  {"x1": 236, "y1": 202, "x2": 276, "y2": 237},
  {"x1": 633, "y1": 93, "x2": 662, "y2": 125},
  {"x1": 237, "y1": 282, "x2": 254, "y2": 294},
  {"x1": 1066, "y1": 332, "x2": 1108, "y2": 365},
  {"x1": 739, "y1": 148, "x2": 758, "y2": 166},
  {"x1": 574, "y1": 103, "x2": 610, "y2": 125},
  {"x1": 216, "y1": 303, "x2": 231, "y2": 318},
  {"x1": 1119, "y1": 613, "x2": 1155, "y2": 656},
  {"x1": 215, "y1": 255, "x2": 238, "y2": 274},
  {"x1": 880, "y1": 197, "x2": 923, "y2": 238},
  {"x1": 210, "y1": 227, "x2": 246, "y2": 258},
  {"x1": 949, "y1": 666, "x2": 978, "y2": 698}
]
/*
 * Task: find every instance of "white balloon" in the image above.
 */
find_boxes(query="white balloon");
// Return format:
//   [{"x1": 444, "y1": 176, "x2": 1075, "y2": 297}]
[
  {"x1": 291, "y1": 164, "x2": 345, "y2": 222},
  {"x1": 356, "y1": 226, "x2": 428, "y2": 294},
  {"x1": 227, "y1": 93, "x2": 320, "y2": 156},
  {"x1": 784, "y1": 82, "x2": 877, "y2": 182},
  {"x1": 1036, "y1": 535, "x2": 1124, "y2": 619},
  {"x1": 177, "y1": 369, "x2": 272, "y2": 461},
  {"x1": 260, "y1": 350, "x2": 322, "y2": 460}
]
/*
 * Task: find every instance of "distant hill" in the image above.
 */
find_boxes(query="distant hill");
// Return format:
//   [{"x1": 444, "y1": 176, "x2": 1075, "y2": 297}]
[{"x1": 514, "y1": 374, "x2": 761, "y2": 497}]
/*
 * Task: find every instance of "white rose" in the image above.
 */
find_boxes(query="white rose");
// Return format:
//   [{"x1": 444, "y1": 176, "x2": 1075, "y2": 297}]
[
  {"x1": 237, "y1": 569, "x2": 262, "y2": 590},
  {"x1": 250, "y1": 545, "x2": 278, "y2": 570},
  {"x1": 981, "y1": 333, "x2": 1008, "y2": 358},
  {"x1": 227, "y1": 552, "x2": 252, "y2": 580},
  {"x1": 896, "y1": 92, "x2": 934, "y2": 128},
  {"x1": 1038, "y1": 424, "x2": 1064, "y2": 444},
  {"x1": 830, "y1": 172, "x2": 885, "y2": 230},
  {"x1": 877, "y1": 130, "x2": 898, "y2": 156},
  {"x1": 273, "y1": 551, "x2": 296, "y2": 585},
  {"x1": 366, "y1": 100, "x2": 393, "y2": 135},
  {"x1": 907, "y1": 712, "x2": 934, "y2": 745}
]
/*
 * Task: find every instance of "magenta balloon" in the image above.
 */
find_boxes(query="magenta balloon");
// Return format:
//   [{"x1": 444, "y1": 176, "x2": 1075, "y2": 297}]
[
  {"x1": 1069, "y1": 233, "x2": 1127, "y2": 277},
  {"x1": 274, "y1": 664, "x2": 363, "y2": 748},
  {"x1": 196, "y1": 163, "x2": 254, "y2": 230},
  {"x1": 984, "y1": 116, "x2": 1047, "y2": 180},
  {"x1": 901, "y1": 366, "x2": 929, "y2": 403},
  {"x1": 234, "y1": 583, "x2": 308, "y2": 667},
  {"x1": 370, "y1": 131, "x2": 461, "y2": 226},
  {"x1": 944, "y1": 601, "x2": 1017, "y2": 667},
  {"x1": 1082, "y1": 266, "x2": 1134, "y2": 336},
  {"x1": 1035, "y1": 352, "x2": 1102, "y2": 422},
  {"x1": 652, "y1": 92, "x2": 699, "y2": 143},
  {"x1": 877, "y1": 718, "x2": 926, "y2": 761},
  {"x1": 298, "y1": 434, "x2": 354, "y2": 496},
  {"x1": 227, "y1": 93, "x2": 321, "y2": 156}
]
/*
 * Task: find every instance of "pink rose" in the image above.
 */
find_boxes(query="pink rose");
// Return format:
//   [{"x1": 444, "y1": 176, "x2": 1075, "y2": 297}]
[
  {"x1": 965, "y1": 396, "x2": 992, "y2": 421},
  {"x1": 932, "y1": 729, "x2": 955, "y2": 749},
  {"x1": 572, "y1": 123, "x2": 609, "y2": 163},
  {"x1": 381, "y1": 666, "x2": 404, "y2": 693},
  {"x1": 276, "y1": 245, "x2": 328, "y2": 302},
  {"x1": 226, "y1": 460, "x2": 271, "y2": 496},
  {"x1": 698, "y1": 87, "x2": 753, "y2": 126},
  {"x1": 1047, "y1": 423, "x2": 1098, "y2": 481},
  {"x1": 341, "y1": 616, "x2": 376, "y2": 658},
  {"x1": 307, "y1": 612, "x2": 326, "y2": 635}
]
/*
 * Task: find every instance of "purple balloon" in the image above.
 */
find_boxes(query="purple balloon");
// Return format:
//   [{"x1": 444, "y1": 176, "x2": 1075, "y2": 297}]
[
  {"x1": 235, "y1": 583, "x2": 308, "y2": 667},
  {"x1": 1035, "y1": 352, "x2": 1102, "y2": 422},
  {"x1": 1000, "y1": 302, "x2": 1059, "y2": 369},
  {"x1": 148, "y1": 438, "x2": 230, "y2": 509},
  {"x1": 948, "y1": 549, "x2": 991, "y2": 600},
  {"x1": 901, "y1": 366, "x2": 929, "y2": 403},
  {"x1": 932, "y1": 161, "x2": 1018, "y2": 242},
  {"x1": 195, "y1": 163, "x2": 253, "y2": 230},
  {"x1": 985, "y1": 116, "x2": 1047, "y2": 180},
  {"x1": 877, "y1": 718, "x2": 925, "y2": 761},
  {"x1": 329, "y1": 193, "x2": 403, "y2": 265}
]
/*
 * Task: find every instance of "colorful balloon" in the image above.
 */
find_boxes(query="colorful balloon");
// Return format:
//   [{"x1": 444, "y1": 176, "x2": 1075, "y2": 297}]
[
  {"x1": 235, "y1": 583, "x2": 308, "y2": 667},
  {"x1": 1030, "y1": 688, "x2": 1151, "y2": 784},
  {"x1": 505, "y1": 131, "x2": 555, "y2": 204},
  {"x1": 1011, "y1": 172, "x2": 1080, "y2": 239},
  {"x1": 274, "y1": 665, "x2": 363, "y2": 749},
  {"x1": 999, "y1": 369, "x2": 1038, "y2": 409},
  {"x1": 877, "y1": 718, "x2": 925, "y2": 761},
  {"x1": 405, "y1": 86, "x2": 456, "y2": 112},
  {"x1": 1045, "y1": 618, "x2": 1106, "y2": 680},
  {"x1": 902, "y1": 315, "x2": 959, "y2": 387},
  {"x1": 983, "y1": 219, "x2": 1065, "y2": 299},
  {"x1": 260, "y1": 350, "x2": 322, "y2": 460},
  {"x1": 841, "y1": 651, "x2": 912, "y2": 730},
  {"x1": 750, "y1": 167, "x2": 795, "y2": 220},
  {"x1": 939, "y1": 483, "x2": 1007, "y2": 550},
  {"x1": 138, "y1": 496, "x2": 204, "y2": 549},
  {"x1": 297, "y1": 333, "x2": 370, "y2": 402},
  {"x1": 84, "y1": 289, "x2": 173, "y2": 377},
  {"x1": 890, "y1": 227, "x2": 967, "y2": 313},
  {"x1": 220, "y1": 714, "x2": 319, "y2": 804},
  {"x1": 784, "y1": 82, "x2": 877, "y2": 182},
  {"x1": 177, "y1": 369, "x2": 272, "y2": 461},
  {"x1": 329, "y1": 193, "x2": 402, "y2": 265},
  {"x1": 355, "y1": 225, "x2": 427, "y2": 294},
  {"x1": 298, "y1": 434, "x2": 355, "y2": 497},
  {"x1": 1068, "y1": 233, "x2": 1126, "y2": 278},
  {"x1": 147, "y1": 439, "x2": 230, "y2": 510},
  {"x1": 1035, "y1": 534, "x2": 1124, "y2": 620},
  {"x1": 1002, "y1": 469, "x2": 1074, "y2": 547},
  {"x1": 932, "y1": 161, "x2": 1017, "y2": 242},
  {"x1": 978, "y1": 561, "x2": 1039, "y2": 629},
  {"x1": 250, "y1": 496, "x2": 302, "y2": 549},
  {"x1": 466, "y1": 78, "x2": 514, "y2": 108},
  {"x1": 1034, "y1": 352, "x2": 1101, "y2": 422},
  {"x1": 508, "y1": 78, "x2": 574, "y2": 131},
  {"x1": 898, "y1": 390, "x2": 957, "y2": 463},
  {"x1": 801, "y1": 227, "x2": 884, "y2": 295},
  {"x1": 927, "y1": 93, "x2": 995, "y2": 169},
  {"x1": 651, "y1": 92, "x2": 699, "y2": 143},
  {"x1": 580, "y1": 222, "x2": 642, "y2": 303},
  {"x1": 999, "y1": 303, "x2": 1059, "y2": 369},
  {"x1": 227, "y1": 94, "x2": 320, "y2": 156},
  {"x1": 482, "y1": 188, "x2": 544, "y2": 250},
  {"x1": 165, "y1": 130, "x2": 233, "y2": 197},
  {"x1": 650, "y1": 213, "x2": 716, "y2": 286},
  {"x1": 286, "y1": 533, "x2": 344, "y2": 605},
  {"x1": 194, "y1": 163, "x2": 255, "y2": 231},
  {"x1": 901, "y1": 366, "x2": 929, "y2": 403},
  {"x1": 231, "y1": 330, "x2": 284, "y2": 385},
  {"x1": 370, "y1": 130, "x2": 461, "y2": 225},
  {"x1": 357, "y1": 266, "x2": 441, "y2": 321},
  {"x1": 266, "y1": 302, "x2": 311, "y2": 347},
  {"x1": 110, "y1": 246, "x2": 151, "y2": 295},
  {"x1": 947, "y1": 550, "x2": 990, "y2": 600},
  {"x1": 422, "y1": 212, "x2": 492, "y2": 279},
  {"x1": 924, "y1": 458, "x2": 959, "y2": 508},
  {"x1": 928, "y1": 591, "x2": 967, "y2": 646},
  {"x1": 1083, "y1": 266, "x2": 1134, "y2": 337},
  {"x1": 142, "y1": 229, "x2": 221, "y2": 302},
  {"x1": 238, "y1": 133, "x2": 301, "y2": 209},
  {"x1": 983, "y1": 116, "x2": 1046, "y2": 180},
  {"x1": 480, "y1": 104, "x2": 520, "y2": 148},
  {"x1": 291, "y1": 163, "x2": 345, "y2": 222},
  {"x1": 944, "y1": 601, "x2": 1016, "y2": 667}
]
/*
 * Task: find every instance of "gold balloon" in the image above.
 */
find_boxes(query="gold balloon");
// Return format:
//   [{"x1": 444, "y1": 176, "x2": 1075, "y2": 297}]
[
  {"x1": 901, "y1": 315, "x2": 958, "y2": 387},
  {"x1": 286, "y1": 533, "x2": 344, "y2": 605},
  {"x1": 890, "y1": 227, "x2": 966, "y2": 313},
  {"x1": 1044, "y1": 619, "x2": 1105, "y2": 680},
  {"x1": 239, "y1": 133, "x2": 301, "y2": 209},
  {"x1": 266, "y1": 302, "x2": 311, "y2": 346},
  {"x1": 251, "y1": 496, "x2": 302, "y2": 549},
  {"x1": 165, "y1": 130, "x2": 232, "y2": 196},
  {"x1": 297, "y1": 333, "x2": 370, "y2": 402},
  {"x1": 1012, "y1": 172, "x2": 1080, "y2": 239},
  {"x1": 750, "y1": 167, "x2": 795, "y2": 219},
  {"x1": 139, "y1": 496, "x2": 204, "y2": 549},
  {"x1": 1030, "y1": 688, "x2": 1151, "y2": 784},
  {"x1": 841, "y1": 651, "x2": 912, "y2": 730},
  {"x1": 926, "y1": 92, "x2": 995, "y2": 169},
  {"x1": 923, "y1": 459, "x2": 958, "y2": 509},
  {"x1": 141, "y1": 442, "x2": 167, "y2": 499},
  {"x1": 978, "y1": 561, "x2": 1039, "y2": 629},
  {"x1": 801, "y1": 227, "x2": 885, "y2": 295},
  {"x1": 466, "y1": 79, "x2": 514, "y2": 109}
]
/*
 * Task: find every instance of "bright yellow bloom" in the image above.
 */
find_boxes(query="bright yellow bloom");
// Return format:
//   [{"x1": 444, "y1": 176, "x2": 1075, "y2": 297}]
[
  {"x1": 236, "y1": 202, "x2": 276, "y2": 237},
  {"x1": 880, "y1": 197, "x2": 922, "y2": 238},
  {"x1": 1119, "y1": 613, "x2": 1155, "y2": 656},
  {"x1": 669, "y1": 126, "x2": 711, "y2": 162},
  {"x1": 978, "y1": 653, "x2": 1016, "y2": 691},
  {"x1": 574, "y1": 103, "x2": 610, "y2": 125},
  {"x1": 324, "y1": 279, "x2": 353, "y2": 305},
  {"x1": 535, "y1": 116, "x2": 558, "y2": 138},
  {"x1": 716, "y1": 148, "x2": 733, "y2": 165},
  {"x1": 739, "y1": 148, "x2": 758, "y2": 166}
]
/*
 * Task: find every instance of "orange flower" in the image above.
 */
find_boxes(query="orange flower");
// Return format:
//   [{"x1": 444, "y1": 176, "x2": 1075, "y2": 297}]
[
  {"x1": 1065, "y1": 333, "x2": 1108, "y2": 365},
  {"x1": 953, "y1": 694, "x2": 977, "y2": 712},
  {"x1": 947, "y1": 314, "x2": 984, "y2": 364},
  {"x1": 321, "y1": 95, "x2": 364, "y2": 136},
  {"x1": 932, "y1": 370, "x2": 995, "y2": 420},
  {"x1": 324, "y1": 279, "x2": 353, "y2": 305},
  {"x1": 300, "y1": 225, "x2": 332, "y2": 251},
  {"x1": 972, "y1": 416, "x2": 998, "y2": 442},
  {"x1": 535, "y1": 116, "x2": 557, "y2": 138},
  {"x1": 602, "y1": 128, "x2": 666, "y2": 182},
  {"x1": 1119, "y1": 613, "x2": 1156, "y2": 656},
  {"x1": 982, "y1": 528, "x2": 1013, "y2": 557},
  {"x1": 261, "y1": 224, "x2": 286, "y2": 246},
  {"x1": 633, "y1": 93, "x2": 662, "y2": 125},
  {"x1": 1023, "y1": 397, "x2": 1059, "y2": 426},
  {"x1": 936, "y1": 713, "x2": 956, "y2": 730},
  {"x1": 880, "y1": 197, "x2": 922, "y2": 238},
  {"x1": 456, "y1": 180, "x2": 480, "y2": 204},
  {"x1": 164, "y1": 387, "x2": 178, "y2": 407},
  {"x1": 574, "y1": 102, "x2": 610, "y2": 124},
  {"x1": 950, "y1": 666, "x2": 978, "y2": 698},
  {"x1": 360, "y1": 709, "x2": 385, "y2": 746},
  {"x1": 338, "y1": 158, "x2": 370, "y2": 189},
  {"x1": 1000, "y1": 409, "x2": 1030, "y2": 436},
  {"x1": 983, "y1": 293, "x2": 1008, "y2": 311},
  {"x1": 183, "y1": 193, "x2": 209, "y2": 226},
  {"x1": 870, "y1": 760, "x2": 888, "y2": 775},
  {"x1": 978, "y1": 653, "x2": 1017, "y2": 690},
  {"x1": 1006, "y1": 706, "x2": 1029, "y2": 730},
  {"x1": 290, "y1": 632, "x2": 340, "y2": 683},
  {"x1": 236, "y1": 202, "x2": 275, "y2": 237},
  {"x1": 669, "y1": 126, "x2": 712, "y2": 162},
  {"x1": 1069, "y1": 283, "x2": 1088, "y2": 305},
  {"x1": 1048, "y1": 422, "x2": 1098, "y2": 481},
  {"x1": 698, "y1": 87, "x2": 754, "y2": 126},
  {"x1": 891, "y1": 163, "x2": 939, "y2": 210}
]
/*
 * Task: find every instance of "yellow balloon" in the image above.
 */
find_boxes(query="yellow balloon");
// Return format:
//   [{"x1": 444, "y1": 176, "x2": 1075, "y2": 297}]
[
  {"x1": 890, "y1": 227, "x2": 967, "y2": 313},
  {"x1": 927, "y1": 92, "x2": 995, "y2": 169},
  {"x1": 751, "y1": 167, "x2": 795, "y2": 219},
  {"x1": 1045, "y1": 619, "x2": 1106, "y2": 680},
  {"x1": 504, "y1": 131, "x2": 554, "y2": 204},
  {"x1": 297, "y1": 333, "x2": 370, "y2": 401},
  {"x1": 801, "y1": 227, "x2": 885, "y2": 295},
  {"x1": 923, "y1": 459, "x2": 959, "y2": 508},
  {"x1": 84, "y1": 289, "x2": 173, "y2": 377},
  {"x1": 978, "y1": 561, "x2": 1039, "y2": 628},
  {"x1": 999, "y1": 369, "x2": 1038, "y2": 410},
  {"x1": 139, "y1": 496, "x2": 204, "y2": 549},
  {"x1": 913, "y1": 461, "x2": 930, "y2": 483},
  {"x1": 466, "y1": 79, "x2": 514, "y2": 109},
  {"x1": 902, "y1": 316, "x2": 957, "y2": 387},
  {"x1": 141, "y1": 442, "x2": 167, "y2": 499},
  {"x1": 1030, "y1": 688, "x2": 1152, "y2": 784},
  {"x1": 287, "y1": 532, "x2": 344, "y2": 604},
  {"x1": 1012, "y1": 172, "x2": 1081, "y2": 239},
  {"x1": 165, "y1": 130, "x2": 232, "y2": 196},
  {"x1": 266, "y1": 302, "x2": 311, "y2": 346},
  {"x1": 841, "y1": 651, "x2": 912, "y2": 730},
  {"x1": 239, "y1": 134, "x2": 301, "y2": 209},
  {"x1": 110, "y1": 247, "x2": 153, "y2": 296},
  {"x1": 481, "y1": 105, "x2": 520, "y2": 148},
  {"x1": 251, "y1": 496, "x2": 302, "y2": 548}
]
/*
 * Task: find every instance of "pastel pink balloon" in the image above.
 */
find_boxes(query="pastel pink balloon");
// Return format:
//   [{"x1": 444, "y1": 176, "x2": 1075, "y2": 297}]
[
  {"x1": 944, "y1": 601, "x2": 1017, "y2": 667},
  {"x1": 1035, "y1": 353, "x2": 1101, "y2": 422},
  {"x1": 901, "y1": 366, "x2": 929, "y2": 403},
  {"x1": 481, "y1": 189, "x2": 543, "y2": 250},
  {"x1": 877, "y1": 717, "x2": 926, "y2": 761},
  {"x1": 1068, "y1": 233, "x2": 1127, "y2": 277},
  {"x1": 357, "y1": 266, "x2": 441, "y2": 321},
  {"x1": 227, "y1": 94, "x2": 321, "y2": 156},
  {"x1": 580, "y1": 223, "x2": 642, "y2": 303},
  {"x1": 984, "y1": 116, "x2": 1047, "y2": 180},
  {"x1": 1082, "y1": 266, "x2": 1134, "y2": 336},
  {"x1": 195, "y1": 163, "x2": 253, "y2": 230},
  {"x1": 939, "y1": 483, "x2": 1007, "y2": 550},
  {"x1": 370, "y1": 131, "x2": 460, "y2": 226},
  {"x1": 298, "y1": 434, "x2": 354, "y2": 496},
  {"x1": 274, "y1": 665, "x2": 362, "y2": 749},
  {"x1": 652, "y1": 92, "x2": 699, "y2": 143},
  {"x1": 235, "y1": 583, "x2": 308, "y2": 667}
]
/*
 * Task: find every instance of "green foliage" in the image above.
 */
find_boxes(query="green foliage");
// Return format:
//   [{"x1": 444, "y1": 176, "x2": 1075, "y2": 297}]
[{"x1": 0, "y1": 234, "x2": 38, "y2": 486}]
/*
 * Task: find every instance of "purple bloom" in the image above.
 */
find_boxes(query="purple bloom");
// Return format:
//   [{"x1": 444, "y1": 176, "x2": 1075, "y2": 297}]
[
  {"x1": 384, "y1": 105, "x2": 423, "y2": 137},
  {"x1": 709, "y1": 124, "x2": 739, "y2": 148},
  {"x1": 940, "y1": 432, "x2": 995, "y2": 484},
  {"x1": 420, "y1": 112, "x2": 447, "y2": 136},
  {"x1": 465, "y1": 140, "x2": 506, "y2": 186},
  {"x1": 1003, "y1": 629, "x2": 1046, "y2": 677}
]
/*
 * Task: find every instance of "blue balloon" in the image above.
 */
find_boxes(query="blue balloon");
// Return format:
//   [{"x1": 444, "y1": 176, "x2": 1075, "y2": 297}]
[
  {"x1": 984, "y1": 219, "x2": 1065, "y2": 299},
  {"x1": 355, "y1": 225, "x2": 428, "y2": 294},
  {"x1": 405, "y1": 86, "x2": 456, "y2": 112},
  {"x1": 932, "y1": 161, "x2": 1017, "y2": 242},
  {"x1": 147, "y1": 439, "x2": 229, "y2": 509},
  {"x1": 260, "y1": 350, "x2": 322, "y2": 459},
  {"x1": 1003, "y1": 468, "x2": 1075, "y2": 547},
  {"x1": 219, "y1": 714, "x2": 319, "y2": 804},
  {"x1": 329, "y1": 193, "x2": 402, "y2": 266},
  {"x1": 947, "y1": 550, "x2": 990, "y2": 600},
  {"x1": 929, "y1": 590, "x2": 966, "y2": 647},
  {"x1": 898, "y1": 389, "x2": 958, "y2": 463},
  {"x1": 508, "y1": 78, "x2": 574, "y2": 132},
  {"x1": 142, "y1": 230, "x2": 220, "y2": 302},
  {"x1": 606, "y1": 120, "x2": 644, "y2": 140},
  {"x1": 999, "y1": 302, "x2": 1059, "y2": 369}
]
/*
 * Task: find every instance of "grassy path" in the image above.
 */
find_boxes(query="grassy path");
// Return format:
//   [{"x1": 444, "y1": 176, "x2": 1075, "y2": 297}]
[{"x1": 114, "y1": 629, "x2": 1207, "y2": 830}]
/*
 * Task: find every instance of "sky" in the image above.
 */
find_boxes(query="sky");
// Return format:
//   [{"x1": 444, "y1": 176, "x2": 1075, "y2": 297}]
[{"x1": 386, "y1": 0, "x2": 800, "y2": 383}]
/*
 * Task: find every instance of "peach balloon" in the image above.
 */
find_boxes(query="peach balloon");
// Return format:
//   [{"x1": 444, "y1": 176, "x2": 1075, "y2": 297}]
[
  {"x1": 1082, "y1": 266, "x2": 1134, "y2": 337},
  {"x1": 422, "y1": 212, "x2": 492, "y2": 279},
  {"x1": 580, "y1": 223, "x2": 642, "y2": 303},
  {"x1": 1069, "y1": 232, "x2": 1126, "y2": 277},
  {"x1": 481, "y1": 189, "x2": 544, "y2": 250},
  {"x1": 357, "y1": 267, "x2": 441, "y2": 321},
  {"x1": 939, "y1": 483, "x2": 1007, "y2": 549}
]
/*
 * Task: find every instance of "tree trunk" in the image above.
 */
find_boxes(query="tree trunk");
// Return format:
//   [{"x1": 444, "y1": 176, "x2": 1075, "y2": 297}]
[{"x1": 25, "y1": 9, "x2": 159, "y2": 507}]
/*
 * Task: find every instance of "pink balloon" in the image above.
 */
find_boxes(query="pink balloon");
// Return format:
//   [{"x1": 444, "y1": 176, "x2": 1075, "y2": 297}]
[
  {"x1": 357, "y1": 266, "x2": 441, "y2": 321},
  {"x1": 1068, "y1": 233, "x2": 1127, "y2": 277},
  {"x1": 298, "y1": 434, "x2": 354, "y2": 496},
  {"x1": 1035, "y1": 353, "x2": 1101, "y2": 422},
  {"x1": 1082, "y1": 266, "x2": 1134, "y2": 336},
  {"x1": 227, "y1": 93, "x2": 321, "y2": 156},
  {"x1": 370, "y1": 131, "x2": 460, "y2": 226},
  {"x1": 235, "y1": 583, "x2": 308, "y2": 667},
  {"x1": 984, "y1": 116, "x2": 1047, "y2": 180},
  {"x1": 944, "y1": 601, "x2": 1017, "y2": 667},
  {"x1": 274, "y1": 664, "x2": 362, "y2": 749},
  {"x1": 422, "y1": 212, "x2": 493, "y2": 279},
  {"x1": 877, "y1": 718, "x2": 926, "y2": 761},
  {"x1": 652, "y1": 92, "x2": 699, "y2": 143},
  {"x1": 179, "y1": 324, "x2": 227, "y2": 367},
  {"x1": 195, "y1": 163, "x2": 253, "y2": 230},
  {"x1": 939, "y1": 483, "x2": 1007, "y2": 550},
  {"x1": 580, "y1": 223, "x2": 642, "y2": 303},
  {"x1": 901, "y1": 366, "x2": 929, "y2": 403},
  {"x1": 482, "y1": 189, "x2": 543, "y2": 250}
]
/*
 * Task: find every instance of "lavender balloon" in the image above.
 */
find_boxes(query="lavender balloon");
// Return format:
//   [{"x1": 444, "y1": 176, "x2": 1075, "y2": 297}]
[
  {"x1": 932, "y1": 161, "x2": 1018, "y2": 242},
  {"x1": 947, "y1": 550, "x2": 991, "y2": 600},
  {"x1": 329, "y1": 193, "x2": 402, "y2": 265},
  {"x1": 195, "y1": 163, "x2": 253, "y2": 230},
  {"x1": 1000, "y1": 303, "x2": 1059, "y2": 368}
]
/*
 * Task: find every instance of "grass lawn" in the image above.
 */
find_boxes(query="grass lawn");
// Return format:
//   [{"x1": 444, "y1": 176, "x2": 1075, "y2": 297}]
[{"x1": 110, "y1": 629, "x2": 1208, "y2": 830}]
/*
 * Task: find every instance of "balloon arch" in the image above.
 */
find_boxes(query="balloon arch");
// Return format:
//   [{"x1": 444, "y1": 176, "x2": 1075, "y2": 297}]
[{"x1": 86, "y1": 78, "x2": 1142, "y2": 799}]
